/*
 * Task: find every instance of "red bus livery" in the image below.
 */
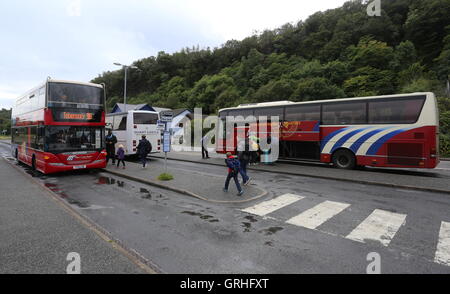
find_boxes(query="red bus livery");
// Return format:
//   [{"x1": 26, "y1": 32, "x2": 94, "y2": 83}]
[
  {"x1": 217, "y1": 93, "x2": 439, "y2": 169},
  {"x1": 11, "y1": 79, "x2": 107, "y2": 174}
]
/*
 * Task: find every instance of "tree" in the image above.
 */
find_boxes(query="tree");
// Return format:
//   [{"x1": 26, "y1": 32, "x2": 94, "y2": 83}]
[
  {"x1": 291, "y1": 77, "x2": 345, "y2": 101},
  {"x1": 405, "y1": 0, "x2": 450, "y2": 65}
]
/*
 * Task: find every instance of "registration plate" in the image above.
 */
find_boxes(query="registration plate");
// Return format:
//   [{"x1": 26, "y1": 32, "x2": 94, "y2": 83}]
[{"x1": 73, "y1": 165, "x2": 86, "y2": 170}]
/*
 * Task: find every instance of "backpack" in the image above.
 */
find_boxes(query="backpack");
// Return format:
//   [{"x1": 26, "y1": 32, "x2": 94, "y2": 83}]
[
  {"x1": 146, "y1": 141, "x2": 152, "y2": 153},
  {"x1": 226, "y1": 157, "x2": 241, "y2": 174}
]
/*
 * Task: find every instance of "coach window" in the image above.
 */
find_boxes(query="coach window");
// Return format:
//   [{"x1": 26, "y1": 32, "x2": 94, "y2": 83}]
[
  {"x1": 117, "y1": 116, "x2": 127, "y2": 130},
  {"x1": 285, "y1": 104, "x2": 320, "y2": 122},
  {"x1": 368, "y1": 97, "x2": 425, "y2": 124},
  {"x1": 322, "y1": 102, "x2": 366, "y2": 125},
  {"x1": 112, "y1": 115, "x2": 124, "y2": 130},
  {"x1": 230, "y1": 109, "x2": 254, "y2": 122},
  {"x1": 254, "y1": 107, "x2": 284, "y2": 122}
]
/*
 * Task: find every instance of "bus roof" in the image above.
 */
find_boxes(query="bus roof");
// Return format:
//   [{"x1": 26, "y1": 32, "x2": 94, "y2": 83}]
[
  {"x1": 15, "y1": 79, "x2": 104, "y2": 101},
  {"x1": 106, "y1": 110, "x2": 159, "y2": 116},
  {"x1": 218, "y1": 92, "x2": 434, "y2": 113},
  {"x1": 48, "y1": 79, "x2": 104, "y2": 89}
]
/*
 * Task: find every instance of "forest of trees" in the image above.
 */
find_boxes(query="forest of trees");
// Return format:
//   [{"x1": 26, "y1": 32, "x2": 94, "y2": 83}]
[
  {"x1": 0, "y1": 108, "x2": 11, "y2": 136},
  {"x1": 92, "y1": 0, "x2": 450, "y2": 155}
]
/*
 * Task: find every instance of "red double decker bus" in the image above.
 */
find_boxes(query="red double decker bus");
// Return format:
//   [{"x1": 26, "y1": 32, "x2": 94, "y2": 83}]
[{"x1": 11, "y1": 79, "x2": 107, "y2": 174}]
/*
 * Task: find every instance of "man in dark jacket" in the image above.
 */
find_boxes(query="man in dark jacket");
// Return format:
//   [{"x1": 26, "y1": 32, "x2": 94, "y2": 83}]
[
  {"x1": 137, "y1": 135, "x2": 152, "y2": 168},
  {"x1": 105, "y1": 130, "x2": 118, "y2": 165},
  {"x1": 237, "y1": 141, "x2": 251, "y2": 186}
]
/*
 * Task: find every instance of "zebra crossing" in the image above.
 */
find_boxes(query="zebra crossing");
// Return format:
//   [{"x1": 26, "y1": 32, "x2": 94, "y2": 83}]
[{"x1": 240, "y1": 193, "x2": 450, "y2": 267}]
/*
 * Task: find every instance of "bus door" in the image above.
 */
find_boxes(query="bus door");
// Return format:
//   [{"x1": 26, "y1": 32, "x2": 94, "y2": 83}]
[{"x1": 280, "y1": 120, "x2": 321, "y2": 160}]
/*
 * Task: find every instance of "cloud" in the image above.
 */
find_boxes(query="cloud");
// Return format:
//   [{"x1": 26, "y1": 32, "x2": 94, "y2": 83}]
[{"x1": 0, "y1": 0, "x2": 347, "y2": 104}]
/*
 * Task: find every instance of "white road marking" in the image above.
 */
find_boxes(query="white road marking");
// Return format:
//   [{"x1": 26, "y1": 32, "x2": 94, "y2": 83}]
[
  {"x1": 435, "y1": 221, "x2": 450, "y2": 266},
  {"x1": 242, "y1": 193, "x2": 303, "y2": 216},
  {"x1": 286, "y1": 200, "x2": 350, "y2": 230},
  {"x1": 346, "y1": 209, "x2": 406, "y2": 246}
]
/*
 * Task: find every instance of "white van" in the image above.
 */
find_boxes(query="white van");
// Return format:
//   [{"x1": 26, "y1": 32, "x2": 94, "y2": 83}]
[{"x1": 106, "y1": 110, "x2": 161, "y2": 156}]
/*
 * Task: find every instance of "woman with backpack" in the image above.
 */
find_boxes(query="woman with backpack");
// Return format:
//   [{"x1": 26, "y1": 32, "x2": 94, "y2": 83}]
[
  {"x1": 223, "y1": 152, "x2": 244, "y2": 196},
  {"x1": 136, "y1": 135, "x2": 152, "y2": 168}
]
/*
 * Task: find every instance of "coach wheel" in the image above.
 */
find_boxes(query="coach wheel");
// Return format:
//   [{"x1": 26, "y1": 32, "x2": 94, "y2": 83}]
[{"x1": 332, "y1": 149, "x2": 356, "y2": 170}]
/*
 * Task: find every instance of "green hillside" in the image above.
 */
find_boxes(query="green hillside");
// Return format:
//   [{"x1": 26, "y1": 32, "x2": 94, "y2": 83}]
[
  {"x1": 0, "y1": 108, "x2": 11, "y2": 137},
  {"x1": 91, "y1": 0, "x2": 450, "y2": 155}
]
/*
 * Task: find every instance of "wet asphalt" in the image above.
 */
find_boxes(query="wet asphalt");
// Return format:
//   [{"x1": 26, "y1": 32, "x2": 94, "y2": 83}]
[{"x1": 1, "y1": 142, "x2": 450, "y2": 273}]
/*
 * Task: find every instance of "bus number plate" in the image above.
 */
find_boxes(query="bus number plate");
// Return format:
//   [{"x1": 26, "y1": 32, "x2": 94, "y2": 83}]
[{"x1": 73, "y1": 165, "x2": 86, "y2": 170}]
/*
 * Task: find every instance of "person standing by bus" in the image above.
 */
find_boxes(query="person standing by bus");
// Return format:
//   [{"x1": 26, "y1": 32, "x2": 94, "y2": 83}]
[
  {"x1": 105, "y1": 130, "x2": 117, "y2": 165},
  {"x1": 237, "y1": 141, "x2": 251, "y2": 185},
  {"x1": 137, "y1": 135, "x2": 152, "y2": 168},
  {"x1": 201, "y1": 134, "x2": 210, "y2": 159}
]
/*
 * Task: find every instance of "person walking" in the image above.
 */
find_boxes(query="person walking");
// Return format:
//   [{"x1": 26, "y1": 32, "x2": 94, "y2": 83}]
[
  {"x1": 136, "y1": 135, "x2": 152, "y2": 168},
  {"x1": 116, "y1": 144, "x2": 126, "y2": 169},
  {"x1": 201, "y1": 134, "x2": 210, "y2": 159},
  {"x1": 237, "y1": 141, "x2": 251, "y2": 185},
  {"x1": 223, "y1": 152, "x2": 244, "y2": 196},
  {"x1": 105, "y1": 130, "x2": 117, "y2": 165}
]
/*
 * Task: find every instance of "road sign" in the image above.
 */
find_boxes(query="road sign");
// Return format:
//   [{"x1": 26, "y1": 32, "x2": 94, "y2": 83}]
[
  {"x1": 163, "y1": 131, "x2": 171, "y2": 152},
  {"x1": 157, "y1": 121, "x2": 165, "y2": 131},
  {"x1": 160, "y1": 111, "x2": 173, "y2": 122}
]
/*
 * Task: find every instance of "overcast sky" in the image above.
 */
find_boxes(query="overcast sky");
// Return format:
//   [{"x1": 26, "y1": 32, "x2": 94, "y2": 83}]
[{"x1": 0, "y1": 0, "x2": 347, "y2": 109}]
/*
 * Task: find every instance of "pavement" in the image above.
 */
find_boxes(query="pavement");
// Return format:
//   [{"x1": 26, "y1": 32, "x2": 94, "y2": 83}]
[
  {"x1": 150, "y1": 150, "x2": 450, "y2": 194},
  {"x1": 104, "y1": 157, "x2": 267, "y2": 204},
  {"x1": 0, "y1": 157, "x2": 149, "y2": 274}
]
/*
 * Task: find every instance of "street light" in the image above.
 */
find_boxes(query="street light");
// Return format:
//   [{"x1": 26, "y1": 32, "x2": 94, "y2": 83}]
[{"x1": 113, "y1": 62, "x2": 140, "y2": 112}]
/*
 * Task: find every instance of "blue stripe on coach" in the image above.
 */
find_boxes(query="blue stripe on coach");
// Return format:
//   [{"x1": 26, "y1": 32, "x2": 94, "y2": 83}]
[
  {"x1": 349, "y1": 127, "x2": 393, "y2": 154},
  {"x1": 329, "y1": 128, "x2": 370, "y2": 154},
  {"x1": 366, "y1": 128, "x2": 409, "y2": 156},
  {"x1": 320, "y1": 127, "x2": 350, "y2": 152}
]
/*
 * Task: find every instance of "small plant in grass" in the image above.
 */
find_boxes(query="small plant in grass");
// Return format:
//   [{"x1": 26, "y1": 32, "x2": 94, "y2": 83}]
[{"x1": 158, "y1": 173, "x2": 174, "y2": 181}]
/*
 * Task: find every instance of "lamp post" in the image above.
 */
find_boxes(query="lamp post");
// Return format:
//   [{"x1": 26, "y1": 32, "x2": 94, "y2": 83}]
[{"x1": 114, "y1": 62, "x2": 139, "y2": 113}]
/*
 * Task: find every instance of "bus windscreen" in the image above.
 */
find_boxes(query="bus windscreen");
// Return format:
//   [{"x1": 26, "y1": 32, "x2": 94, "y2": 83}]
[
  {"x1": 45, "y1": 126, "x2": 104, "y2": 153},
  {"x1": 134, "y1": 113, "x2": 158, "y2": 125},
  {"x1": 48, "y1": 83, "x2": 104, "y2": 108}
]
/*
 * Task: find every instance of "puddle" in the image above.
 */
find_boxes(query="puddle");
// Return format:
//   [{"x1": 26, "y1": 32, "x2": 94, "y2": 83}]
[
  {"x1": 181, "y1": 211, "x2": 219, "y2": 223},
  {"x1": 244, "y1": 215, "x2": 258, "y2": 223},
  {"x1": 259, "y1": 227, "x2": 284, "y2": 236},
  {"x1": 97, "y1": 176, "x2": 116, "y2": 185},
  {"x1": 264, "y1": 241, "x2": 274, "y2": 247},
  {"x1": 97, "y1": 176, "x2": 126, "y2": 188},
  {"x1": 44, "y1": 182, "x2": 90, "y2": 208},
  {"x1": 242, "y1": 222, "x2": 252, "y2": 233}
]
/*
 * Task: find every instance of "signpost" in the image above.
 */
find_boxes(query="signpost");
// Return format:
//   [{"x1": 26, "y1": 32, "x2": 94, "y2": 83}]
[{"x1": 159, "y1": 111, "x2": 173, "y2": 174}]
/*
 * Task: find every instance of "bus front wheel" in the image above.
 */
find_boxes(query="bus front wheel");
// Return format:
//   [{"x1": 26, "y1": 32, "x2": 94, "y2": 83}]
[{"x1": 332, "y1": 149, "x2": 356, "y2": 170}]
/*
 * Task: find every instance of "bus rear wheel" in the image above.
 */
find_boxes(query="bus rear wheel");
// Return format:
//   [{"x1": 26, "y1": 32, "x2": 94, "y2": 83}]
[{"x1": 332, "y1": 149, "x2": 356, "y2": 170}]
